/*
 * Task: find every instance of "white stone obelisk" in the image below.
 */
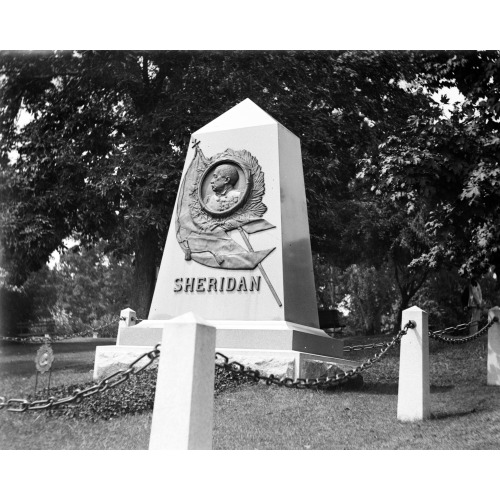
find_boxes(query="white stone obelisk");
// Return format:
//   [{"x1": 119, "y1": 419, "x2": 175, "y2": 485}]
[
  {"x1": 397, "y1": 306, "x2": 430, "y2": 421},
  {"x1": 145, "y1": 99, "x2": 338, "y2": 355},
  {"x1": 487, "y1": 307, "x2": 500, "y2": 386},
  {"x1": 94, "y1": 99, "x2": 351, "y2": 380},
  {"x1": 149, "y1": 312, "x2": 216, "y2": 450}
]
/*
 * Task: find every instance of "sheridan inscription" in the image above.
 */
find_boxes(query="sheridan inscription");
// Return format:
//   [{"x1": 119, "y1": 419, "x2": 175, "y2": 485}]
[{"x1": 174, "y1": 276, "x2": 261, "y2": 293}]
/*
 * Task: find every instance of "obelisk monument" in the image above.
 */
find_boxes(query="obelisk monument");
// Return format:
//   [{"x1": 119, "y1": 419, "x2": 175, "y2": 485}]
[{"x1": 94, "y1": 99, "x2": 346, "y2": 379}]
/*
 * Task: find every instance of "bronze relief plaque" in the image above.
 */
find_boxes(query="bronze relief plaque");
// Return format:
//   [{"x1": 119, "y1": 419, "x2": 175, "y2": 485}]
[
  {"x1": 174, "y1": 141, "x2": 282, "y2": 306},
  {"x1": 197, "y1": 161, "x2": 251, "y2": 218}
]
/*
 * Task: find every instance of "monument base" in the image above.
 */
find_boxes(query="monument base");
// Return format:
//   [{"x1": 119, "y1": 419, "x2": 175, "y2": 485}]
[
  {"x1": 93, "y1": 345, "x2": 158, "y2": 380},
  {"x1": 94, "y1": 319, "x2": 348, "y2": 380},
  {"x1": 116, "y1": 319, "x2": 344, "y2": 356},
  {"x1": 215, "y1": 348, "x2": 358, "y2": 379},
  {"x1": 93, "y1": 345, "x2": 356, "y2": 381}
]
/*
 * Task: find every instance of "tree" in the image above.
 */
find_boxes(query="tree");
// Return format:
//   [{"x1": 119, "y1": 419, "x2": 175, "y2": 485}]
[
  {"x1": 341, "y1": 263, "x2": 396, "y2": 336},
  {"x1": 1, "y1": 50, "x2": 436, "y2": 317},
  {"x1": 24, "y1": 240, "x2": 134, "y2": 329},
  {"x1": 360, "y1": 50, "x2": 500, "y2": 281},
  {"x1": 1, "y1": 51, "x2": 191, "y2": 318},
  {"x1": 329, "y1": 193, "x2": 432, "y2": 331}
]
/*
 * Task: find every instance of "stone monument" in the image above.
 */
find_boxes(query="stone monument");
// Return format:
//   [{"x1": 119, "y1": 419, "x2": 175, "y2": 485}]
[{"x1": 94, "y1": 99, "x2": 353, "y2": 379}]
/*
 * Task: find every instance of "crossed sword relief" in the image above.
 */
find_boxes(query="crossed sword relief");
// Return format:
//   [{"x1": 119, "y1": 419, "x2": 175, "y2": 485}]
[
  {"x1": 190, "y1": 138, "x2": 282, "y2": 307},
  {"x1": 236, "y1": 225, "x2": 282, "y2": 307}
]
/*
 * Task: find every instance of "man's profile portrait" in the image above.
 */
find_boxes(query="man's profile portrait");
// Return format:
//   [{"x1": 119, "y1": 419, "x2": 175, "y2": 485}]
[{"x1": 204, "y1": 163, "x2": 241, "y2": 213}]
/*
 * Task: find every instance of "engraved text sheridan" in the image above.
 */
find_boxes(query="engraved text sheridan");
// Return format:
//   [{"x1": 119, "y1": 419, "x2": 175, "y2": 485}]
[{"x1": 173, "y1": 276, "x2": 261, "y2": 293}]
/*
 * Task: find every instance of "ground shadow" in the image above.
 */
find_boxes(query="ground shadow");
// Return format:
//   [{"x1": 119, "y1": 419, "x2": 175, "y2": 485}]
[
  {"x1": 430, "y1": 408, "x2": 481, "y2": 420},
  {"x1": 430, "y1": 384, "x2": 454, "y2": 393},
  {"x1": 361, "y1": 382, "x2": 398, "y2": 395},
  {"x1": 316, "y1": 378, "x2": 398, "y2": 395},
  {"x1": 329, "y1": 382, "x2": 455, "y2": 396}
]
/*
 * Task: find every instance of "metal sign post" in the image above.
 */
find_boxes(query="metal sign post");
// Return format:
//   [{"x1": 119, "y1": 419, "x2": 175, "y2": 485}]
[{"x1": 34, "y1": 343, "x2": 54, "y2": 396}]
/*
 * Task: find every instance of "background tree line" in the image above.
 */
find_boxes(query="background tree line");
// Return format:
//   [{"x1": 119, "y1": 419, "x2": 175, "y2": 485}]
[{"x1": 1, "y1": 50, "x2": 499, "y2": 336}]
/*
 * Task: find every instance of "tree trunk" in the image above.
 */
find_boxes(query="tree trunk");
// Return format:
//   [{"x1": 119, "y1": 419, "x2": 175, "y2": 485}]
[
  {"x1": 130, "y1": 228, "x2": 159, "y2": 320},
  {"x1": 391, "y1": 256, "x2": 430, "y2": 334},
  {"x1": 393, "y1": 295, "x2": 410, "y2": 335},
  {"x1": 371, "y1": 309, "x2": 382, "y2": 336},
  {"x1": 354, "y1": 295, "x2": 368, "y2": 333}
]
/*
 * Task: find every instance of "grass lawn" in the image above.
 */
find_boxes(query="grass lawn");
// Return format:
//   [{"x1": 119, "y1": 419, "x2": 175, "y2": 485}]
[{"x1": 1, "y1": 335, "x2": 500, "y2": 449}]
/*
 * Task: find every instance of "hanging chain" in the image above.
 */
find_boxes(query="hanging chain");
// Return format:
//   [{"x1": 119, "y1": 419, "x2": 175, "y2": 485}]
[
  {"x1": 215, "y1": 320, "x2": 416, "y2": 390},
  {"x1": 0, "y1": 316, "x2": 148, "y2": 343},
  {"x1": 0, "y1": 344, "x2": 161, "y2": 413},
  {"x1": 0, "y1": 318, "x2": 120, "y2": 343},
  {"x1": 118, "y1": 317, "x2": 146, "y2": 323},
  {"x1": 428, "y1": 317, "x2": 497, "y2": 344},
  {"x1": 345, "y1": 317, "x2": 499, "y2": 351},
  {"x1": 2, "y1": 314, "x2": 497, "y2": 414},
  {"x1": 343, "y1": 340, "x2": 389, "y2": 353},
  {"x1": 429, "y1": 319, "x2": 477, "y2": 337}
]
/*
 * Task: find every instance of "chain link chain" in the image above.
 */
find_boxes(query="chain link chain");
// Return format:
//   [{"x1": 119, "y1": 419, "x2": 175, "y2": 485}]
[
  {"x1": 215, "y1": 320, "x2": 416, "y2": 390},
  {"x1": 428, "y1": 317, "x2": 497, "y2": 344},
  {"x1": 0, "y1": 344, "x2": 161, "y2": 413},
  {"x1": 429, "y1": 319, "x2": 477, "y2": 337},
  {"x1": 343, "y1": 341, "x2": 389, "y2": 353},
  {"x1": 2, "y1": 315, "x2": 498, "y2": 413},
  {"x1": 344, "y1": 317, "x2": 498, "y2": 351},
  {"x1": 118, "y1": 317, "x2": 146, "y2": 323},
  {"x1": 0, "y1": 318, "x2": 120, "y2": 343}
]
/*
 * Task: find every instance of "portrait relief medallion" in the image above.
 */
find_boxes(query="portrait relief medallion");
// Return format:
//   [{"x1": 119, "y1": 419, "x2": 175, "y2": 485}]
[{"x1": 197, "y1": 160, "x2": 251, "y2": 218}]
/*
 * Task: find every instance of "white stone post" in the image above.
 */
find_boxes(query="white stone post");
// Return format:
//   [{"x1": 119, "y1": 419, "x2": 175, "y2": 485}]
[
  {"x1": 120, "y1": 308, "x2": 137, "y2": 327},
  {"x1": 149, "y1": 312, "x2": 216, "y2": 450},
  {"x1": 116, "y1": 308, "x2": 138, "y2": 345},
  {"x1": 397, "y1": 306, "x2": 430, "y2": 422},
  {"x1": 487, "y1": 307, "x2": 500, "y2": 386}
]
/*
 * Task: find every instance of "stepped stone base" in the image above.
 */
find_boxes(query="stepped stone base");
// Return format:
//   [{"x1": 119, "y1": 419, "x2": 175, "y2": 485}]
[
  {"x1": 93, "y1": 344, "x2": 356, "y2": 382},
  {"x1": 115, "y1": 319, "x2": 344, "y2": 356},
  {"x1": 94, "y1": 319, "x2": 349, "y2": 380}
]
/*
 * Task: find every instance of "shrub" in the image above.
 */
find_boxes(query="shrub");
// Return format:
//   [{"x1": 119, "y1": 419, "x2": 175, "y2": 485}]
[
  {"x1": 49, "y1": 306, "x2": 76, "y2": 336},
  {"x1": 33, "y1": 366, "x2": 253, "y2": 421}
]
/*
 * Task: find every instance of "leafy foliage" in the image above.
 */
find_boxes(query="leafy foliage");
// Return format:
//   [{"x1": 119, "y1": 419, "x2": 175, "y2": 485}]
[
  {"x1": 341, "y1": 263, "x2": 396, "y2": 336},
  {"x1": 359, "y1": 50, "x2": 500, "y2": 278},
  {"x1": 0, "y1": 286, "x2": 35, "y2": 335},
  {"x1": 36, "y1": 366, "x2": 253, "y2": 421},
  {"x1": 0, "y1": 240, "x2": 133, "y2": 335},
  {"x1": 0, "y1": 50, "x2": 433, "y2": 317},
  {"x1": 3, "y1": 50, "x2": 499, "y2": 332},
  {"x1": 27, "y1": 241, "x2": 134, "y2": 323}
]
